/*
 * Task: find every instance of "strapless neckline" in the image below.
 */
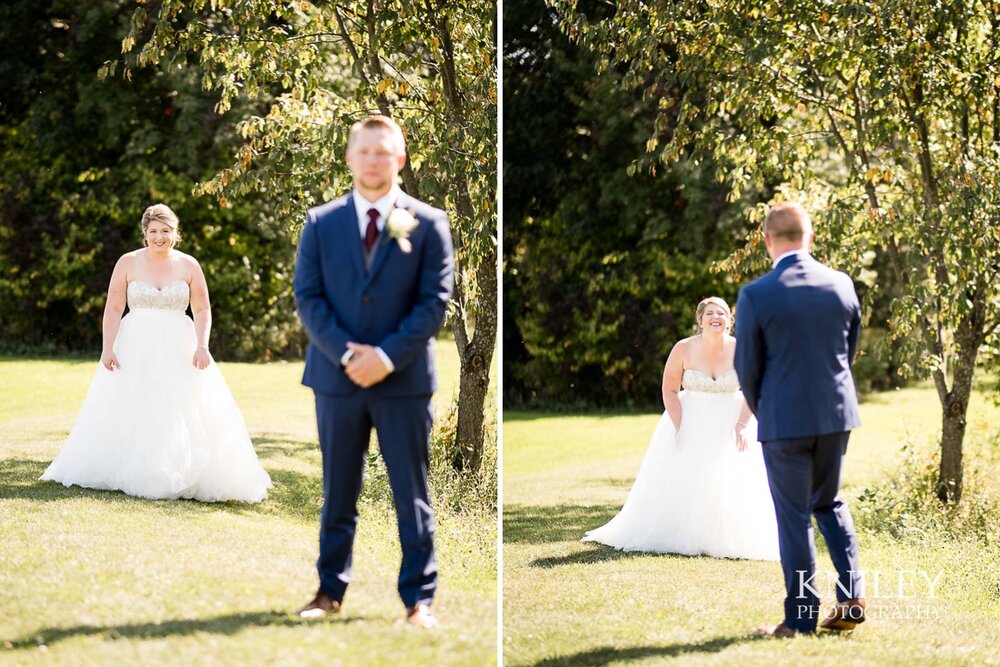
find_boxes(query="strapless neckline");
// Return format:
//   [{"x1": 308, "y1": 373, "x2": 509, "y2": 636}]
[
  {"x1": 128, "y1": 279, "x2": 188, "y2": 290},
  {"x1": 127, "y1": 279, "x2": 190, "y2": 312},
  {"x1": 683, "y1": 368, "x2": 737, "y2": 382},
  {"x1": 681, "y1": 368, "x2": 740, "y2": 393}
]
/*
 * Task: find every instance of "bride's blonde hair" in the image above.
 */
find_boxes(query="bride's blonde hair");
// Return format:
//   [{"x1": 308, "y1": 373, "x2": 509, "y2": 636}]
[
  {"x1": 141, "y1": 203, "x2": 182, "y2": 247},
  {"x1": 695, "y1": 296, "x2": 732, "y2": 332}
]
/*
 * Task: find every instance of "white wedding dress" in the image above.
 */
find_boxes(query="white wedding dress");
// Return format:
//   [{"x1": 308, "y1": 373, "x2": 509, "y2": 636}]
[
  {"x1": 583, "y1": 369, "x2": 779, "y2": 560},
  {"x1": 41, "y1": 280, "x2": 272, "y2": 503}
]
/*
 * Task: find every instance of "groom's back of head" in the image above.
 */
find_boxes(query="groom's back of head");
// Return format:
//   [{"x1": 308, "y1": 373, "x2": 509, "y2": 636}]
[{"x1": 764, "y1": 202, "x2": 812, "y2": 242}]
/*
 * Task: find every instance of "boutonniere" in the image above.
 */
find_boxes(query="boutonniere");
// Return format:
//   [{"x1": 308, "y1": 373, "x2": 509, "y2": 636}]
[{"x1": 386, "y1": 207, "x2": 419, "y2": 254}]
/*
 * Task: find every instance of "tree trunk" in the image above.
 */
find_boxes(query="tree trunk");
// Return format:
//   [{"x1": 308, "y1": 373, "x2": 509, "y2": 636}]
[
  {"x1": 439, "y1": 125, "x2": 496, "y2": 472},
  {"x1": 449, "y1": 240, "x2": 497, "y2": 473},
  {"x1": 935, "y1": 313, "x2": 983, "y2": 503},
  {"x1": 937, "y1": 396, "x2": 967, "y2": 503}
]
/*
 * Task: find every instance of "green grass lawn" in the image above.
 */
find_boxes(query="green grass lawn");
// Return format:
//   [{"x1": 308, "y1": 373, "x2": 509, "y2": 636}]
[
  {"x1": 0, "y1": 340, "x2": 496, "y2": 666},
  {"x1": 503, "y1": 381, "x2": 1000, "y2": 666}
]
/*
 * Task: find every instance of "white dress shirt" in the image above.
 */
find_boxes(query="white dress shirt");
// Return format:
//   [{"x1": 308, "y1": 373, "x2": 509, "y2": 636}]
[
  {"x1": 339, "y1": 186, "x2": 400, "y2": 373},
  {"x1": 352, "y1": 184, "x2": 400, "y2": 239}
]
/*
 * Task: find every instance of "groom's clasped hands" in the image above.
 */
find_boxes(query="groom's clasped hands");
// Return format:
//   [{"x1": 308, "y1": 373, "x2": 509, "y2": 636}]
[{"x1": 343, "y1": 341, "x2": 391, "y2": 388}]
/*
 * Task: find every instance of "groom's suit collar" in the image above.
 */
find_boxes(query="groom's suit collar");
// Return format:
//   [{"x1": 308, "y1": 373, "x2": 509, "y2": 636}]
[
  {"x1": 339, "y1": 186, "x2": 414, "y2": 283},
  {"x1": 772, "y1": 248, "x2": 810, "y2": 269},
  {"x1": 351, "y1": 185, "x2": 401, "y2": 237}
]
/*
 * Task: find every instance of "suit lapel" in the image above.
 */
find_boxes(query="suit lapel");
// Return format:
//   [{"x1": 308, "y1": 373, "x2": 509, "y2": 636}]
[
  {"x1": 366, "y1": 226, "x2": 393, "y2": 285},
  {"x1": 340, "y1": 195, "x2": 366, "y2": 279},
  {"x1": 365, "y1": 192, "x2": 412, "y2": 286}
]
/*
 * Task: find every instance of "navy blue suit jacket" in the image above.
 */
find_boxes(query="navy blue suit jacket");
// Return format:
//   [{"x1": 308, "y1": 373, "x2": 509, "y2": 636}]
[
  {"x1": 293, "y1": 191, "x2": 454, "y2": 396},
  {"x1": 734, "y1": 252, "x2": 862, "y2": 441}
]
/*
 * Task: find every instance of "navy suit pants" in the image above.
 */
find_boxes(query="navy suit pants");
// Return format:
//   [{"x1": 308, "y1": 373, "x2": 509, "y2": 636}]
[
  {"x1": 761, "y1": 432, "x2": 864, "y2": 632},
  {"x1": 314, "y1": 390, "x2": 437, "y2": 608}
]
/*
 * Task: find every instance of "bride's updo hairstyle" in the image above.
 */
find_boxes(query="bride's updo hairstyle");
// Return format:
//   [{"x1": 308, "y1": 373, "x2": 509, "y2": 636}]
[
  {"x1": 695, "y1": 296, "x2": 732, "y2": 333},
  {"x1": 141, "y1": 203, "x2": 181, "y2": 247}
]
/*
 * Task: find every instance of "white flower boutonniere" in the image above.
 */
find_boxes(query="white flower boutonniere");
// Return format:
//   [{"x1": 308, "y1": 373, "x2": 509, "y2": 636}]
[{"x1": 386, "y1": 208, "x2": 419, "y2": 253}]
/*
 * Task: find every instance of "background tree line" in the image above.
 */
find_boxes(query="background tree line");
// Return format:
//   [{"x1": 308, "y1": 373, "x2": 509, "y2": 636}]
[{"x1": 0, "y1": 0, "x2": 302, "y2": 361}]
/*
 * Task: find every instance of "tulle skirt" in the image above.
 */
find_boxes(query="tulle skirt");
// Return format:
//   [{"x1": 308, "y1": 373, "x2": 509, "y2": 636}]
[
  {"x1": 41, "y1": 308, "x2": 272, "y2": 503},
  {"x1": 583, "y1": 390, "x2": 780, "y2": 560}
]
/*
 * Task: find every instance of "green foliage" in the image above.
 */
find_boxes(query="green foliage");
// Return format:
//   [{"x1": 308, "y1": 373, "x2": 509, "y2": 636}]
[
  {"x1": 0, "y1": 0, "x2": 303, "y2": 360},
  {"x1": 108, "y1": 0, "x2": 496, "y2": 317},
  {"x1": 504, "y1": 0, "x2": 758, "y2": 407},
  {"x1": 853, "y1": 327, "x2": 907, "y2": 395},
  {"x1": 429, "y1": 396, "x2": 498, "y2": 514},
  {"x1": 356, "y1": 395, "x2": 497, "y2": 514}
]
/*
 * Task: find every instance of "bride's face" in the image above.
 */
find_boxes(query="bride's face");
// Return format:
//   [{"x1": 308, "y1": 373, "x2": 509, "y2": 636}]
[
  {"x1": 700, "y1": 305, "x2": 731, "y2": 334},
  {"x1": 145, "y1": 222, "x2": 177, "y2": 252}
]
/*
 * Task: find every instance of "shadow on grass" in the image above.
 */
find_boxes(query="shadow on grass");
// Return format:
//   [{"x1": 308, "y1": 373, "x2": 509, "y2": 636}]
[
  {"x1": 3, "y1": 435, "x2": 490, "y2": 528},
  {"x1": 3, "y1": 610, "x2": 365, "y2": 651},
  {"x1": 0, "y1": 458, "x2": 398, "y2": 528},
  {"x1": 251, "y1": 435, "x2": 318, "y2": 460},
  {"x1": 504, "y1": 503, "x2": 620, "y2": 544},
  {"x1": 579, "y1": 476, "x2": 633, "y2": 490},
  {"x1": 528, "y1": 544, "x2": 703, "y2": 569},
  {"x1": 526, "y1": 635, "x2": 767, "y2": 666},
  {"x1": 0, "y1": 459, "x2": 130, "y2": 504},
  {"x1": 251, "y1": 467, "x2": 322, "y2": 522},
  {"x1": 505, "y1": 503, "x2": 781, "y2": 568},
  {"x1": 503, "y1": 410, "x2": 658, "y2": 423},
  {"x1": 0, "y1": 458, "x2": 323, "y2": 523}
]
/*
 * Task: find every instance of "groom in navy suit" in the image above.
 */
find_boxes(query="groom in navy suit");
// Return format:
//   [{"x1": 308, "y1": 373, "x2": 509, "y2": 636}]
[
  {"x1": 293, "y1": 115, "x2": 453, "y2": 628},
  {"x1": 734, "y1": 202, "x2": 865, "y2": 636}
]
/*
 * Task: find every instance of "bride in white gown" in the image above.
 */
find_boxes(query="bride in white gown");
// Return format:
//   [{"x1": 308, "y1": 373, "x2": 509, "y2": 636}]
[
  {"x1": 583, "y1": 297, "x2": 779, "y2": 560},
  {"x1": 41, "y1": 204, "x2": 272, "y2": 503}
]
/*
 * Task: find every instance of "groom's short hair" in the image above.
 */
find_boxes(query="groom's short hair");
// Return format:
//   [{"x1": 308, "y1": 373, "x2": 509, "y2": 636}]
[
  {"x1": 348, "y1": 115, "x2": 406, "y2": 154},
  {"x1": 764, "y1": 202, "x2": 812, "y2": 242}
]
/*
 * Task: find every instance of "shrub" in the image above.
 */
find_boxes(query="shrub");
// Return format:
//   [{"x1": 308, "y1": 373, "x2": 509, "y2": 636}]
[
  {"x1": 358, "y1": 395, "x2": 497, "y2": 519},
  {"x1": 855, "y1": 435, "x2": 1000, "y2": 548}
]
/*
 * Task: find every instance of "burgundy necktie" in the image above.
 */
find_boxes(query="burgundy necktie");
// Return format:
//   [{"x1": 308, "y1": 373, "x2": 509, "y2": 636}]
[{"x1": 364, "y1": 208, "x2": 379, "y2": 253}]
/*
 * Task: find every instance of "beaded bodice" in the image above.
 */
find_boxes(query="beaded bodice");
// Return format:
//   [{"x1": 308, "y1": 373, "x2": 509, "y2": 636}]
[
  {"x1": 681, "y1": 368, "x2": 740, "y2": 393},
  {"x1": 127, "y1": 280, "x2": 190, "y2": 312}
]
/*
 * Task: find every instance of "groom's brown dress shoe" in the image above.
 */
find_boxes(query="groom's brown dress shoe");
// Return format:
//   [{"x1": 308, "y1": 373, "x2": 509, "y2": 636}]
[
  {"x1": 297, "y1": 590, "x2": 341, "y2": 618},
  {"x1": 820, "y1": 598, "x2": 866, "y2": 631},
  {"x1": 756, "y1": 623, "x2": 802, "y2": 638},
  {"x1": 406, "y1": 603, "x2": 437, "y2": 628}
]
